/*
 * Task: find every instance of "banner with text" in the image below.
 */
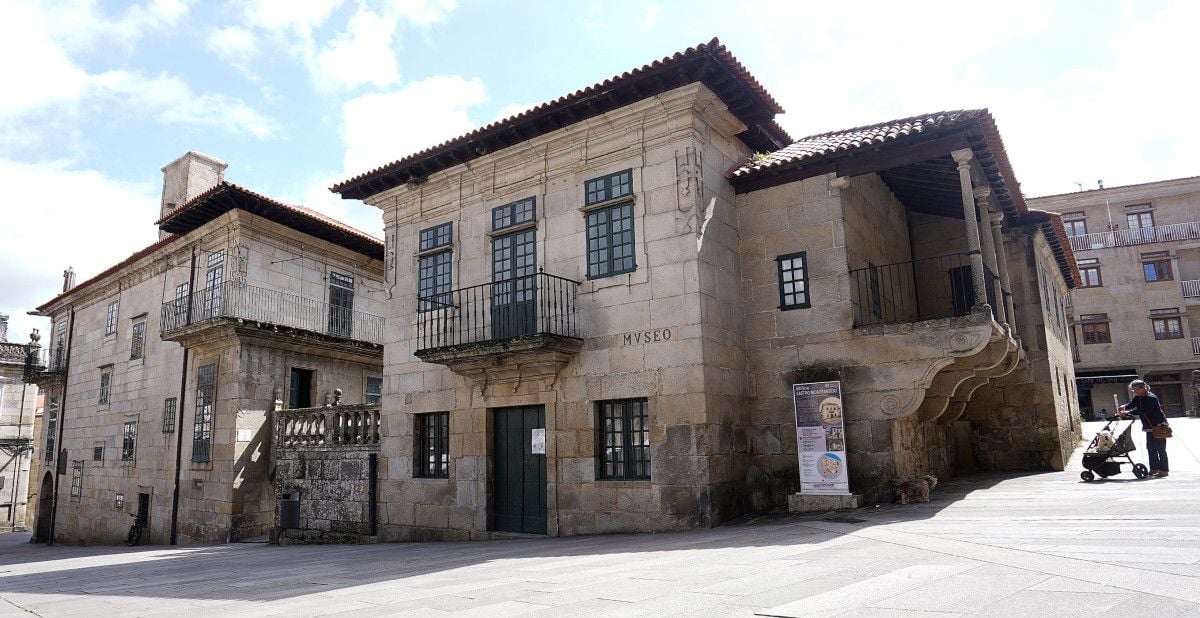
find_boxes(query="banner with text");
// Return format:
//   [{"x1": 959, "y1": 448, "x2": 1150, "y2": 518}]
[{"x1": 793, "y1": 381, "x2": 849, "y2": 495}]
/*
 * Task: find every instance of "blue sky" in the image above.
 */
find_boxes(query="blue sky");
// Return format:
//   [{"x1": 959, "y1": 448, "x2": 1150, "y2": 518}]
[{"x1": 2, "y1": 0, "x2": 1198, "y2": 341}]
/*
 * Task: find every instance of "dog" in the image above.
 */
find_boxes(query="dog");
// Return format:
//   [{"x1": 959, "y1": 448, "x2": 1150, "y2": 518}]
[
  {"x1": 893, "y1": 475, "x2": 938, "y2": 505},
  {"x1": 1093, "y1": 430, "x2": 1116, "y2": 452}
]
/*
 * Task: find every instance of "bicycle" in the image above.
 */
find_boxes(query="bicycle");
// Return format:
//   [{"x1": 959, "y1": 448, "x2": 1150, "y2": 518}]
[{"x1": 126, "y1": 512, "x2": 146, "y2": 546}]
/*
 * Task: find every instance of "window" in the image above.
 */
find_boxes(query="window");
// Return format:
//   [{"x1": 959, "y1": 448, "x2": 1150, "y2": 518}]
[
  {"x1": 98, "y1": 369, "x2": 111, "y2": 405},
  {"x1": 105, "y1": 301, "x2": 119, "y2": 335},
  {"x1": 417, "y1": 251, "x2": 453, "y2": 312},
  {"x1": 585, "y1": 169, "x2": 633, "y2": 206},
  {"x1": 776, "y1": 252, "x2": 810, "y2": 310},
  {"x1": 93, "y1": 443, "x2": 104, "y2": 461},
  {"x1": 122, "y1": 421, "x2": 137, "y2": 463},
  {"x1": 1153, "y1": 317, "x2": 1183, "y2": 340},
  {"x1": 1079, "y1": 267, "x2": 1102, "y2": 288},
  {"x1": 201, "y1": 249, "x2": 224, "y2": 318},
  {"x1": 585, "y1": 202, "x2": 636, "y2": 279},
  {"x1": 1063, "y1": 217, "x2": 1087, "y2": 237},
  {"x1": 415, "y1": 412, "x2": 449, "y2": 478},
  {"x1": 419, "y1": 222, "x2": 452, "y2": 252},
  {"x1": 1127, "y1": 211, "x2": 1155, "y2": 243},
  {"x1": 597, "y1": 399, "x2": 650, "y2": 480},
  {"x1": 289, "y1": 368, "x2": 313, "y2": 409},
  {"x1": 130, "y1": 321, "x2": 146, "y2": 360},
  {"x1": 193, "y1": 364, "x2": 215, "y2": 462},
  {"x1": 492, "y1": 197, "x2": 536, "y2": 232},
  {"x1": 328, "y1": 272, "x2": 354, "y2": 338},
  {"x1": 162, "y1": 397, "x2": 177, "y2": 433},
  {"x1": 365, "y1": 377, "x2": 382, "y2": 406},
  {"x1": 45, "y1": 399, "x2": 58, "y2": 460},
  {"x1": 1143, "y1": 260, "x2": 1172, "y2": 282},
  {"x1": 70, "y1": 461, "x2": 82, "y2": 498},
  {"x1": 174, "y1": 283, "x2": 190, "y2": 320},
  {"x1": 1081, "y1": 322, "x2": 1111, "y2": 344}
]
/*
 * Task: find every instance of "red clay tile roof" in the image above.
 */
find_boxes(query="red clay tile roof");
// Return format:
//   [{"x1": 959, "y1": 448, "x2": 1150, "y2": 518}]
[
  {"x1": 729, "y1": 110, "x2": 982, "y2": 177},
  {"x1": 157, "y1": 181, "x2": 382, "y2": 259},
  {"x1": 36, "y1": 234, "x2": 183, "y2": 313},
  {"x1": 1024, "y1": 209, "x2": 1081, "y2": 289},
  {"x1": 331, "y1": 38, "x2": 791, "y2": 200}
]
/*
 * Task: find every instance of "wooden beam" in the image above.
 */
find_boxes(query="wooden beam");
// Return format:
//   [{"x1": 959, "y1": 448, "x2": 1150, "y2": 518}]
[{"x1": 835, "y1": 132, "x2": 970, "y2": 178}]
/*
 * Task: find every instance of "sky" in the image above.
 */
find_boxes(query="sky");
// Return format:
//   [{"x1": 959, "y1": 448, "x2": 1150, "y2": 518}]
[{"x1": 2, "y1": 0, "x2": 1198, "y2": 343}]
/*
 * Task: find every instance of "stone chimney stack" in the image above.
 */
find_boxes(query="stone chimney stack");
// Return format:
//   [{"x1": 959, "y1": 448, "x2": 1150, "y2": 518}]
[
  {"x1": 159, "y1": 151, "x2": 228, "y2": 239},
  {"x1": 0, "y1": 313, "x2": 8, "y2": 342},
  {"x1": 63, "y1": 267, "x2": 76, "y2": 292}
]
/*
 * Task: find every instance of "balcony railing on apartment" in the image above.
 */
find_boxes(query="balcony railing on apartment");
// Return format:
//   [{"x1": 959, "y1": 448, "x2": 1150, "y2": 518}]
[
  {"x1": 161, "y1": 281, "x2": 383, "y2": 344},
  {"x1": 1193, "y1": 337, "x2": 1200, "y2": 356},
  {"x1": 415, "y1": 272, "x2": 580, "y2": 353},
  {"x1": 1068, "y1": 221, "x2": 1200, "y2": 252},
  {"x1": 850, "y1": 252, "x2": 1002, "y2": 327},
  {"x1": 277, "y1": 404, "x2": 381, "y2": 448},
  {"x1": 1182, "y1": 280, "x2": 1200, "y2": 299}
]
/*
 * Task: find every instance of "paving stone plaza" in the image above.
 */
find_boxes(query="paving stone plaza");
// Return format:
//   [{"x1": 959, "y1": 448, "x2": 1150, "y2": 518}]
[{"x1": 1, "y1": 418, "x2": 1198, "y2": 617}]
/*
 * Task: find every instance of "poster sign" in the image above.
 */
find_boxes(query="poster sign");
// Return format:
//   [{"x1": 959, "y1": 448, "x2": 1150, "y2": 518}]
[
  {"x1": 793, "y1": 381, "x2": 850, "y2": 495},
  {"x1": 530, "y1": 428, "x2": 546, "y2": 454}
]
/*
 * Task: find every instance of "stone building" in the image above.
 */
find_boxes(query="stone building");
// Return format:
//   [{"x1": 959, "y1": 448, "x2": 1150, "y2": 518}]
[
  {"x1": 317, "y1": 39, "x2": 1080, "y2": 541},
  {"x1": 24, "y1": 152, "x2": 385, "y2": 545},
  {"x1": 1030, "y1": 176, "x2": 1200, "y2": 418},
  {"x1": 0, "y1": 315, "x2": 37, "y2": 531}
]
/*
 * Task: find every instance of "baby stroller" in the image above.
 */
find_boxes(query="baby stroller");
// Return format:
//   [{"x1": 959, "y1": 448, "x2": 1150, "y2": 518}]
[{"x1": 1081, "y1": 417, "x2": 1148, "y2": 481}]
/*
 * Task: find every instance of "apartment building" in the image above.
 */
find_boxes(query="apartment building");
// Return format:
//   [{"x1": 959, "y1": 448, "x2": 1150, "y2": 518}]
[
  {"x1": 1030, "y1": 176, "x2": 1200, "y2": 418},
  {"x1": 24, "y1": 152, "x2": 386, "y2": 545},
  {"x1": 300, "y1": 39, "x2": 1080, "y2": 541}
]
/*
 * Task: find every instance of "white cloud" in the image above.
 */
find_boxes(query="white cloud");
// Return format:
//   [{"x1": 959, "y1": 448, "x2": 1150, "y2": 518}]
[
  {"x1": 243, "y1": 0, "x2": 344, "y2": 35},
  {"x1": 207, "y1": 26, "x2": 260, "y2": 76},
  {"x1": 382, "y1": 0, "x2": 456, "y2": 26},
  {"x1": 0, "y1": 1, "x2": 92, "y2": 116},
  {"x1": 340, "y1": 75, "x2": 487, "y2": 176},
  {"x1": 34, "y1": 0, "x2": 190, "y2": 55},
  {"x1": 92, "y1": 70, "x2": 276, "y2": 138},
  {"x1": 315, "y1": 9, "x2": 402, "y2": 89},
  {"x1": 640, "y1": 3, "x2": 661, "y2": 30},
  {"x1": 0, "y1": 158, "x2": 160, "y2": 347}
]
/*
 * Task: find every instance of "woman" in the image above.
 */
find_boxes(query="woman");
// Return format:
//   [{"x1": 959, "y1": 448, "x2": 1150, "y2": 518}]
[{"x1": 1117, "y1": 379, "x2": 1170, "y2": 477}]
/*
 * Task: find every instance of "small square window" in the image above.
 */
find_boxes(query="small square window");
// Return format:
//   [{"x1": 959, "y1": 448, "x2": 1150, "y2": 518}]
[
  {"x1": 93, "y1": 444, "x2": 104, "y2": 462},
  {"x1": 1081, "y1": 322, "x2": 1111, "y2": 344},
  {"x1": 418, "y1": 222, "x2": 453, "y2": 252},
  {"x1": 415, "y1": 412, "x2": 449, "y2": 478},
  {"x1": 365, "y1": 377, "x2": 382, "y2": 406},
  {"x1": 492, "y1": 197, "x2": 536, "y2": 232},
  {"x1": 1142, "y1": 260, "x2": 1172, "y2": 282},
  {"x1": 585, "y1": 170, "x2": 633, "y2": 206},
  {"x1": 1063, "y1": 219, "x2": 1087, "y2": 237},
  {"x1": 1079, "y1": 266, "x2": 1102, "y2": 288},
  {"x1": 1152, "y1": 317, "x2": 1183, "y2": 340},
  {"x1": 585, "y1": 203, "x2": 636, "y2": 279},
  {"x1": 776, "y1": 252, "x2": 810, "y2": 310},
  {"x1": 597, "y1": 399, "x2": 650, "y2": 480}
]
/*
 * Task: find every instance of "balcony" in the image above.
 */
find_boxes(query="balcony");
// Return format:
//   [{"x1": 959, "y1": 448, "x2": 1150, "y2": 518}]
[
  {"x1": 414, "y1": 272, "x2": 582, "y2": 386},
  {"x1": 277, "y1": 404, "x2": 381, "y2": 448},
  {"x1": 849, "y1": 252, "x2": 1002, "y2": 327},
  {"x1": 1183, "y1": 280, "x2": 1200, "y2": 300},
  {"x1": 19, "y1": 345, "x2": 67, "y2": 384},
  {"x1": 1193, "y1": 337, "x2": 1200, "y2": 356},
  {"x1": 161, "y1": 281, "x2": 383, "y2": 345},
  {"x1": 1068, "y1": 221, "x2": 1200, "y2": 252}
]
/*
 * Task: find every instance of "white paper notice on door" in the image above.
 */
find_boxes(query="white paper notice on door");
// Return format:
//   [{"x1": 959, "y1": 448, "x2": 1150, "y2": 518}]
[{"x1": 531, "y1": 428, "x2": 546, "y2": 454}]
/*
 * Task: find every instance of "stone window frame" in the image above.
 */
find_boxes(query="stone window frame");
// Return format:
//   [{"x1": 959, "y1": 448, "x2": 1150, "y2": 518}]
[
  {"x1": 1078, "y1": 266, "x2": 1102, "y2": 288},
  {"x1": 364, "y1": 377, "x2": 382, "y2": 406},
  {"x1": 1151, "y1": 316, "x2": 1184, "y2": 340},
  {"x1": 1142, "y1": 259, "x2": 1173, "y2": 282},
  {"x1": 596, "y1": 398, "x2": 650, "y2": 481},
  {"x1": 193, "y1": 363, "x2": 216, "y2": 463},
  {"x1": 414, "y1": 411, "x2": 449, "y2": 479},
  {"x1": 121, "y1": 419, "x2": 137, "y2": 465},
  {"x1": 162, "y1": 397, "x2": 177, "y2": 433},
  {"x1": 584, "y1": 202, "x2": 637, "y2": 280},
  {"x1": 104, "y1": 300, "x2": 119, "y2": 335},
  {"x1": 776, "y1": 251, "x2": 811, "y2": 310},
  {"x1": 129, "y1": 319, "x2": 147, "y2": 360},
  {"x1": 1080, "y1": 320, "x2": 1111, "y2": 345}
]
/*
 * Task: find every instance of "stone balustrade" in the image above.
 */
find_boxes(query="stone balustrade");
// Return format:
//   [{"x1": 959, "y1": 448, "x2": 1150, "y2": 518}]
[{"x1": 277, "y1": 404, "x2": 380, "y2": 448}]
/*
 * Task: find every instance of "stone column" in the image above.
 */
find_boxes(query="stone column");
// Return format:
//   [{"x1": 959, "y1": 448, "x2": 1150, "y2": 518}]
[
  {"x1": 952, "y1": 149, "x2": 988, "y2": 310},
  {"x1": 974, "y1": 187, "x2": 1004, "y2": 324},
  {"x1": 990, "y1": 211, "x2": 1017, "y2": 331}
]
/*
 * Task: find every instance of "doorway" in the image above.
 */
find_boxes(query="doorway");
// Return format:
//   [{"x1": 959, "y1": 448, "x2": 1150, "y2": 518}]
[
  {"x1": 492, "y1": 406, "x2": 546, "y2": 534},
  {"x1": 34, "y1": 473, "x2": 52, "y2": 542}
]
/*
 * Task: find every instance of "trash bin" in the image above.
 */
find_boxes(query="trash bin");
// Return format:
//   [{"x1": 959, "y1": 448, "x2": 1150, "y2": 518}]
[{"x1": 279, "y1": 491, "x2": 300, "y2": 529}]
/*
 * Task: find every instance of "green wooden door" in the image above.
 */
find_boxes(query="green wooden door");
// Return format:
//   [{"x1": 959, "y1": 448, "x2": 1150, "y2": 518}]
[{"x1": 493, "y1": 406, "x2": 546, "y2": 534}]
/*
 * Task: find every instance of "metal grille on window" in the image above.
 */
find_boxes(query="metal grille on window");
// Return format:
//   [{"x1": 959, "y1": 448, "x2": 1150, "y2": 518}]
[
  {"x1": 585, "y1": 170, "x2": 633, "y2": 206},
  {"x1": 193, "y1": 364, "x2": 215, "y2": 462},
  {"x1": 492, "y1": 197, "x2": 536, "y2": 232},
  {"x1": 45, "y1": 399, "x2": 58, "y2": 460},
  {"x1": 416, "y1": 412, "x2": 449, "y2": 478},
  {"x1": 598, "y1": 399, "x2": 649, "y2": 480},
  {"x1": 130, "y1": 321, "x2": 146, "y2": 360},
  {"x1": 586, "y1": 203, "x2": 635, "y2": 279},
  {"x1": 162, "y1": 397, "x2": 177, "y2": 433},
  {"x1": 122, "y1": 421, "x2": 137, "y2": 462},
  {"x1": 99, "y1": 371, "x2": 111, "y2": 404},
  {"x1": 70, "y1": 462, "x2": 82, "y2": 498},
  {"x1": 777, "y1": 252, "x2": 809, "y2": 310}
]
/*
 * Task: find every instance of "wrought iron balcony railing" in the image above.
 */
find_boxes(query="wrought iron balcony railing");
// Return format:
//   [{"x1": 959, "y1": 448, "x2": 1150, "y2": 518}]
[
  {"x1": 1068, "y1": 221, "x2": 1200, "y2": 252},
  {"x1": 850, "y1": 252, "x2": 1002, "y2": 327},
  {"x1": 161, "y1": 281, "x2": 383, "y2": 344},
  {"x1": 1193, "y1": 337, "x2": 1200, "y2": 356},
  {"x1": 415, "y1": 272, "x2": 580, "y2": 353},
  {"x1": 21, "y1": 345, "x2": 67, "y2": 380}
]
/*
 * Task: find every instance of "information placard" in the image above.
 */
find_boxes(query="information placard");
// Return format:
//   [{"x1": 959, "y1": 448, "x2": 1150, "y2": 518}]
[{"x1": 792, "y1": 381, "x2": 850, "y2": 495}]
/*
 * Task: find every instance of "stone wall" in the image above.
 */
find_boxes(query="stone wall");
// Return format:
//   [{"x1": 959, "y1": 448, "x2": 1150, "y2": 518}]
[{"x1": 274, "y1": 443, "x2": 377, "y2": 544}]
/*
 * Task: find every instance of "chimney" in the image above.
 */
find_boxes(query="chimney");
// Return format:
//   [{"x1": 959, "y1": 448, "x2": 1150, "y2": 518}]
[
  {"x1": 63, "y1": 267, "x2": 76, "y2": 292},
  {"x1": 1098, "y1": 180, "x2": 1104, "y2": 190},
  {"x1": 0, "y1": 313, "x2": 8, "y2": 342},
  {"x1": 159, "y1": 151, "x2": 228, "y2": 239}
]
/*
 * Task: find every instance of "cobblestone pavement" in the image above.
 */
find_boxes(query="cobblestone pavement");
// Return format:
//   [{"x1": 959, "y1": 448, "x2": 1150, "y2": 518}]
[{"x1": 2, "y1": 417, "x2": 1199, "y2": 617}]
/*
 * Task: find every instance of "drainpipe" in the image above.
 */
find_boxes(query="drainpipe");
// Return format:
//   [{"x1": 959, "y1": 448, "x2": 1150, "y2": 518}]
[
  {"x1": 47, "y1": 307, "x2": 75, "y2": 545},
  {"x1": 170, "y1": 247, "x2": 197, "y2": 545}
]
